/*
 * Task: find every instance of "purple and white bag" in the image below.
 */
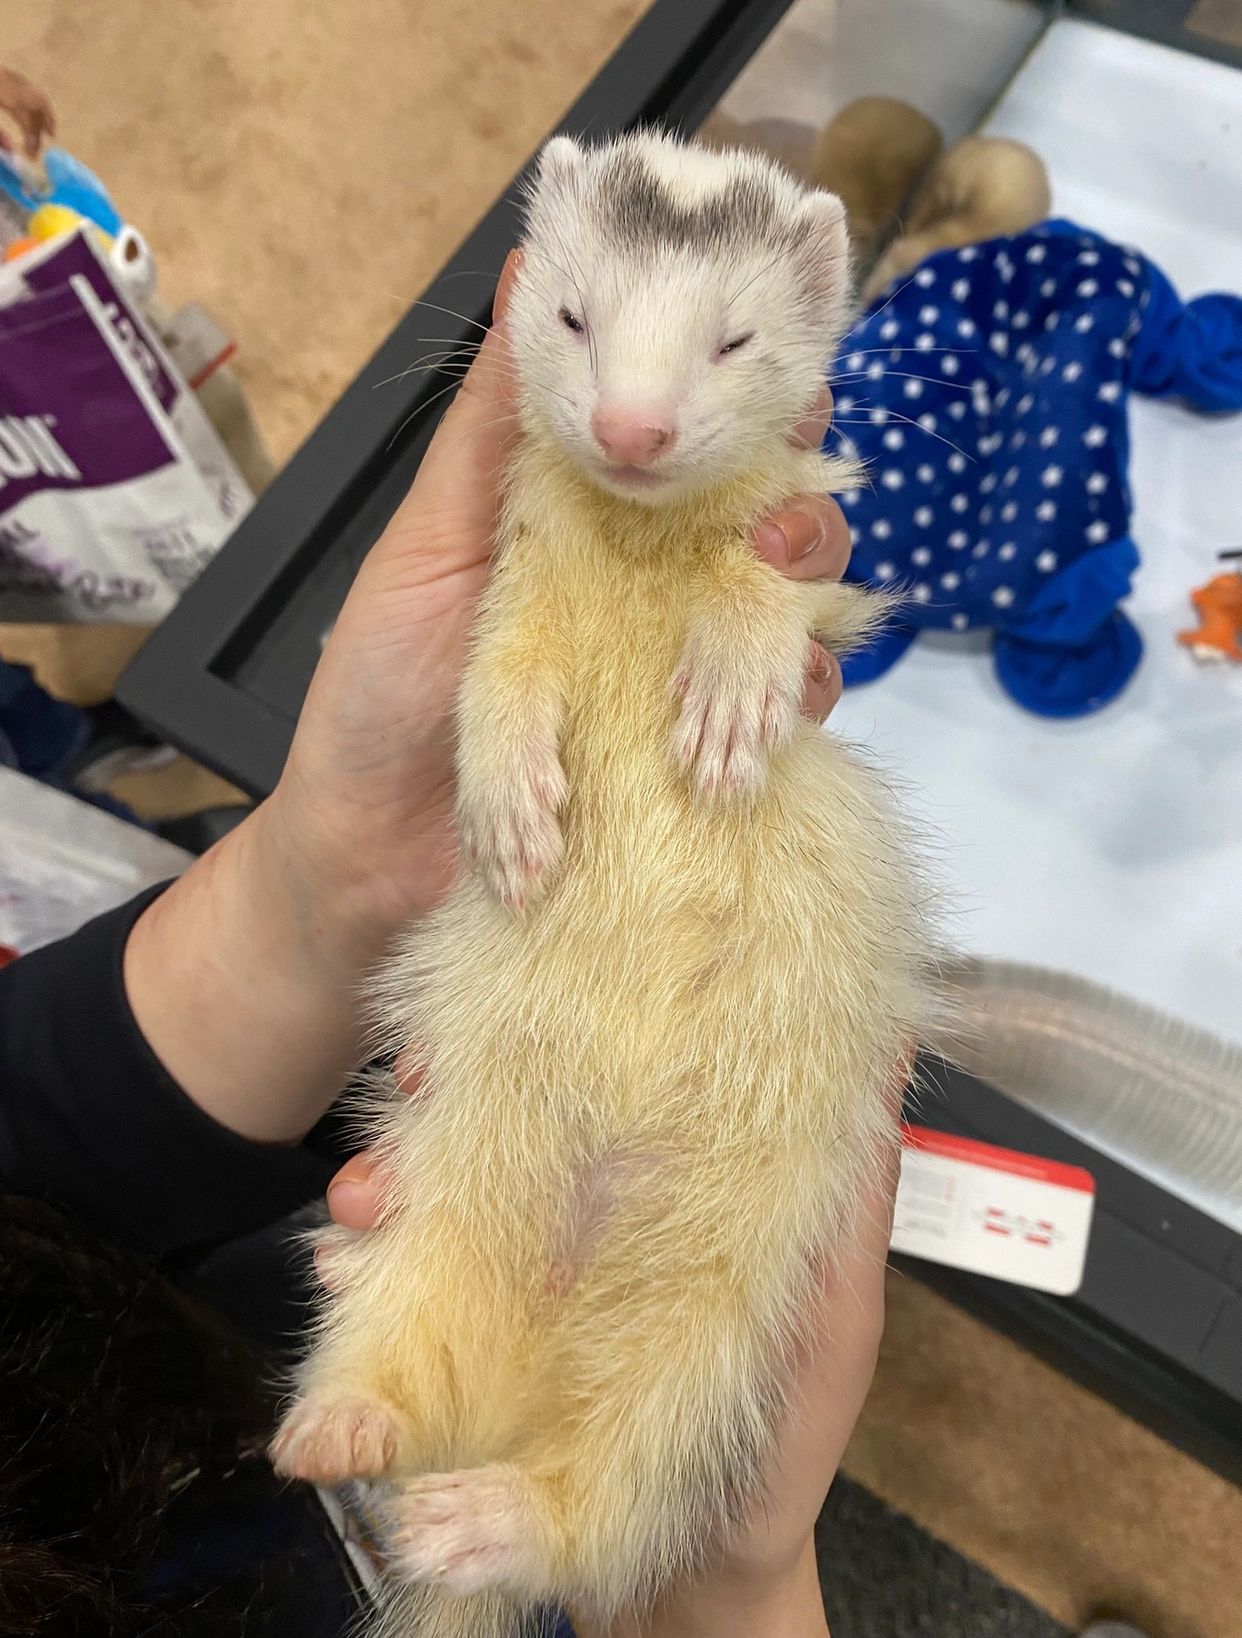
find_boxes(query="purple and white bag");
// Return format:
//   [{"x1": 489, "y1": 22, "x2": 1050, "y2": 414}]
[{"x1": 0, "y1": 230, "x2": 252, "y2": 623}]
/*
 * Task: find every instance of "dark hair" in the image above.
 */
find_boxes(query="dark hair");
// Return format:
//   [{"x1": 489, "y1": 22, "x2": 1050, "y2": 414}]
[{"x1": 0, "y1": 1193, "x2": 275, "y2": 1637}]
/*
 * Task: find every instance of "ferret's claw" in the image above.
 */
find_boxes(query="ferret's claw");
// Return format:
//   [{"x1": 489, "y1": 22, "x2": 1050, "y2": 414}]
[
  {"x1": 391, "y1": 1466, "x2": 547, "y2": 1598},
  {"x1": 459, "y1": 743, "x2": 567, "y2": 911},
  {"x1": 269, "y1": 1394, "x2": 401, "y2": 1484},
  {"x1": 673, "y1": 651, "x2": 801, "y2": 800}
]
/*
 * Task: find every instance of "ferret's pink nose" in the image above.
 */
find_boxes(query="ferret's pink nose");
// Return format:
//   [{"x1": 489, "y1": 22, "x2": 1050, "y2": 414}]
[{"x1": 591, "y1": 406, "x2": 677, "y2": 466}]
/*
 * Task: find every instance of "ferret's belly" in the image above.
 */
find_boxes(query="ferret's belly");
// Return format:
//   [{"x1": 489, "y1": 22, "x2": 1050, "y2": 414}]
[{"x1": 403, "y1": 653, "x2": 900, "y2": 1154}]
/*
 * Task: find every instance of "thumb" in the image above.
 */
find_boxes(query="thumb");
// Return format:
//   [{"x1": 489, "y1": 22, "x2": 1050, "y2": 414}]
[
  {"x1": 326, "y1": 1151, "x2": 385, "y2": 1230},
  {"x1": 381, "y1": 249, "x2": 523, "y2": 573}
]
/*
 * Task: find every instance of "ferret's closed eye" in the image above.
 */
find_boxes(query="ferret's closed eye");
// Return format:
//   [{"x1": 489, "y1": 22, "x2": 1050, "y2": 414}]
[
  {"x1": 715, "y1": 333, "x2": 754, "y2": 361},
  {"x1": 560, "y1": 308, "x2": 586, "y2": 336}
]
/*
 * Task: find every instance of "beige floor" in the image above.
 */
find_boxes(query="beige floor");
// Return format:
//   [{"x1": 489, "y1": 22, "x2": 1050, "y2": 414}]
[{"x1": 4, "y1": 3, "x2": 1241, "y2": 1632}]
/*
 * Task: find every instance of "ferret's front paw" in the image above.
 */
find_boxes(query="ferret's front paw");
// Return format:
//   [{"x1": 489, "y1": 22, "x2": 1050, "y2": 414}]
[
  {"x1": 270, "y1": 1394, "x2": 403, "y2": 1484},
  {"x1": 458, "y1": 745, "x2": 568, "y2": 912},
  {"x1": 672, "y1": 646, "x2": 802, "y2": 799},
  {"x1": 391, "y1": 1465, "x2": 549, "y2": 1598}
]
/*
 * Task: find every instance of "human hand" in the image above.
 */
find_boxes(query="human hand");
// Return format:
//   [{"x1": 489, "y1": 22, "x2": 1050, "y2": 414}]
[
  {"x1": 0, "y1": 68, "x2": 55, "y2": 159},
  {"x1": 258, "y1": 250, "x2": 852, "y2": 984},
  {"x1": 599, "y1": 1142, "x2": 900, "y2": 1638}
]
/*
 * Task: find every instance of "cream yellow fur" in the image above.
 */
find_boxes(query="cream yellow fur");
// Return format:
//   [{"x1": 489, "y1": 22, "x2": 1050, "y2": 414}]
[{"x1": 272, "y1": 134, "x2": 934, "y2": 1638}]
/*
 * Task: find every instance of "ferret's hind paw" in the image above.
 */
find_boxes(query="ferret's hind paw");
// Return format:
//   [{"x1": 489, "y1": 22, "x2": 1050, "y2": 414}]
[
  {"x1": 459, "y1": 745, "x2": 567, "y2": 913},
  {"x1": 390, "y1": 1465, "x2": 549, "y2": 1598},
  {"x1": 269, "y1": 1394, "x2": 402, "y2": 1484},
  {"x1": 672, "y1": 650, "x2": 801, "y2": 799}
]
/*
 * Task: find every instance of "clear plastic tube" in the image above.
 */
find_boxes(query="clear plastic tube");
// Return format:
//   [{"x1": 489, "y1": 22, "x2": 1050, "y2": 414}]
[{"x1": 932, "y1": 959, "x2": 1242, "y2": 1231}]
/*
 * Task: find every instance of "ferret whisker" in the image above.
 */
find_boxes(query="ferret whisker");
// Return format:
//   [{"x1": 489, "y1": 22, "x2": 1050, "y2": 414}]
[
  {"x1": 436, "y1": 267, "x2": 506, "y2": 286},
  {"x1": 835, "y1": 345, "x2": 980, "y2": 359},
  {"x1": 408, "y1": 296, "x2": 494, "y2": 336},
  {"x1": 431, "y1": 409, "x2": 522, "y2": 455},
  {"x1": 831, "y1": 405, "x2": 975, "y2": 462},
  {"x1": 372, "y1": 358, "x2": 477, "y2": 392},
  {"x1": 830, "y1": 370, "x2": 973, "y2": 393},
  {"x1": 384, "y1": 371, "x2": 486, "y2": 449},
  {"x1": 554, "y1": 236, "x2": 600, "y2": 376},
  {"x1": 396, "y1": 346, "x2": 479, "y2": 366},
  {"x1": 374, "y1": 341, "x2": 538, "y2": 394},
  {"x1": 856, "y1": 269, "x2": 922, "y2": 325},
  {"x1": 529, "y1": 236, "x2": 599, "y2": 373},
  {"x1": 396, "y1": 335, "x2": 486, "y2": 353},
  {"x1": 724, "y1": 244, "x2": 788, "y2": 310}
]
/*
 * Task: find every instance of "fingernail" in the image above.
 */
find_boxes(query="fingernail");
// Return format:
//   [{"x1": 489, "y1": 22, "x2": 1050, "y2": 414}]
[
  {"x1": 326, "y1": 1178, "x2": 371, "y2": 1226},
  {"x1": 754, "y1": 521, "x2": 789, "y2": 562},
  {"x1": 796, "y1": 386, "x2": 833, "y2": 448},
  {"x1": 809, "y1": 644, "x2": 834, "y2": 684},
  {"x1": 778, "y1": 509, "x2": 826, "y2": 562}
]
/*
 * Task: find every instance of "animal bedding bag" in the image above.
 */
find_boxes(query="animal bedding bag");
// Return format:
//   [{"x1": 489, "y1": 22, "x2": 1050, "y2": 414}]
[{"x1": 0, "y1": 229, "x2": 250, "y2": 623}]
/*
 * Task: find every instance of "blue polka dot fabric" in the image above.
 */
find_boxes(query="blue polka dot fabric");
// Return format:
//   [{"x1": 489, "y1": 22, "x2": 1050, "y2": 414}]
[{"x1": 829, "y1": 218, "x2": 1242, "y2": 715}]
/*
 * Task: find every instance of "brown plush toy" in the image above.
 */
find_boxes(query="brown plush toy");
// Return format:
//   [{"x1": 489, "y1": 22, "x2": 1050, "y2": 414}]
[
  {"x1": 700, "y1": 99, "x2": 1049, "y2": 310},
  {"x1": 810, "y1": 95, "x2": 944, "y2": 266},
  {"x1": 861, "y1": 134, "x2": 1051, "y2": 301}
]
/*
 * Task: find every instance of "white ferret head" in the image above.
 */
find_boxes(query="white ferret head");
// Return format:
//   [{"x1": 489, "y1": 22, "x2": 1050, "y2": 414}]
[{"x1": 509, "y1": 130, "x2": 851, "y2": 506}]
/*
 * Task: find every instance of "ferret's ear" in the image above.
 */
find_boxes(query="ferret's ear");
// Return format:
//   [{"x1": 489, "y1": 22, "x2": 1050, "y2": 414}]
[
  {"x1": 798, "y1": 190, "x2": 851, "y2": 309},
  {"x1": 538, "y1": 135, "x2": 586, "y2": 193}
]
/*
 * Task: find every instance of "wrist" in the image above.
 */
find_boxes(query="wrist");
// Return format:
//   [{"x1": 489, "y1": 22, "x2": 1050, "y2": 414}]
[
  {"x1": 683, "y1": 1541, "x2": 828, "y2": 1638},
  {"x1": 124, "y1": 804, "x2": 377, "y2": 1143},
  {"x1": 242, "y1": 792, "x2": 402, "y2": 990},
  {"x1": 259, "y1": 758, "x2": 454, "y2": 969},
  {"x1": 578, "y1": 1539, "x2": 828, "y2": 1638}
]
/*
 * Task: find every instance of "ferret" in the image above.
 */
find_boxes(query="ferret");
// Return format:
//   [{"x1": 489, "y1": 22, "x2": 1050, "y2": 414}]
[
  {"x1": 271, "y1": 131, "x2": 934, "y2": 1638},
  {"x1": 811, "y1": 96, "x2": 944, "y2": 265},
  {"x1": 862, "y1": 134, "x2": 1051, "y2": 301}
]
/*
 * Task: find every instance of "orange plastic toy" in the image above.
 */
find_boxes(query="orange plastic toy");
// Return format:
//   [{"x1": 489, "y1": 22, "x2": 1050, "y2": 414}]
[{"x1": 1178, "y1": 571, "x2": 1242, "y2": 662}]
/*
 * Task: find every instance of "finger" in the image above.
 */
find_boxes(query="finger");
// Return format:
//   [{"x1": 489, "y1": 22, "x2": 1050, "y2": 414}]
[
  {"x1": 843, "y1": 1053, "x2": 919, "y2": 1252},
  {"x1": 324, "y1": 1055, "x2": 425, "y2": 1233},
  {"x1": 492, "y1": 246, "x2": 521, "y2": 324},
  {"x1": 790, "y1": 384, "x2": 833, "y2": 450},
  {"x1": 887, "y1": 1046, "x2": 916, "y2": 1118},
  {"x1": 382, "y1": 249, "x2": 523, "y2": 565},
  {"x1": 313, "y1": 1242, "x2": 342, "y2": 1291},
  {"x1": 392, "y1": 1049, "x2": 428, "y2": 1099},
  {"x1": 437, "y1": 246, "x2": 522, "y2": 433},
  {"x1": 805, "y1": 1054, "x2": 914, "y2": 1320},
  {"x1": 800, "y1": 642, "x2": 842, "y2": 724},
  {"x1": 752, "y1": 494, "x2": 851, "y2": 582},
  {"x1": 326, "y1": 1151, "x2": 385, "y2": 1231}
]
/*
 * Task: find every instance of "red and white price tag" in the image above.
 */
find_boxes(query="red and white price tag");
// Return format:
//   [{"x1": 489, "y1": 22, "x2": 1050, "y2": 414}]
[{"x1": 892, "y1": 1123, "x2": 1096, "y2": 1296}]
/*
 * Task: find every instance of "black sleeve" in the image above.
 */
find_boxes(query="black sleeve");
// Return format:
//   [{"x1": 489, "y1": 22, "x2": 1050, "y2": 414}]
[{"x1": 0, "y1": 886, "x2": 335, "y2": 1260}]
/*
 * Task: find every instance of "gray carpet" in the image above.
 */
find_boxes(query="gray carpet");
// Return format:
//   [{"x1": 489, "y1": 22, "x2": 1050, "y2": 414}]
[{"x1": 818, "y1": 1477, "x2": 1068, "y2": 1638}]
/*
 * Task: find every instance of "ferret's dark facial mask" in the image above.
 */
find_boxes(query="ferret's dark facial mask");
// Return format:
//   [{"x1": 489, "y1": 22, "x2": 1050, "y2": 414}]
[{"x1": 511, "y1": 132, "x2": 851, "y2": 505}]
